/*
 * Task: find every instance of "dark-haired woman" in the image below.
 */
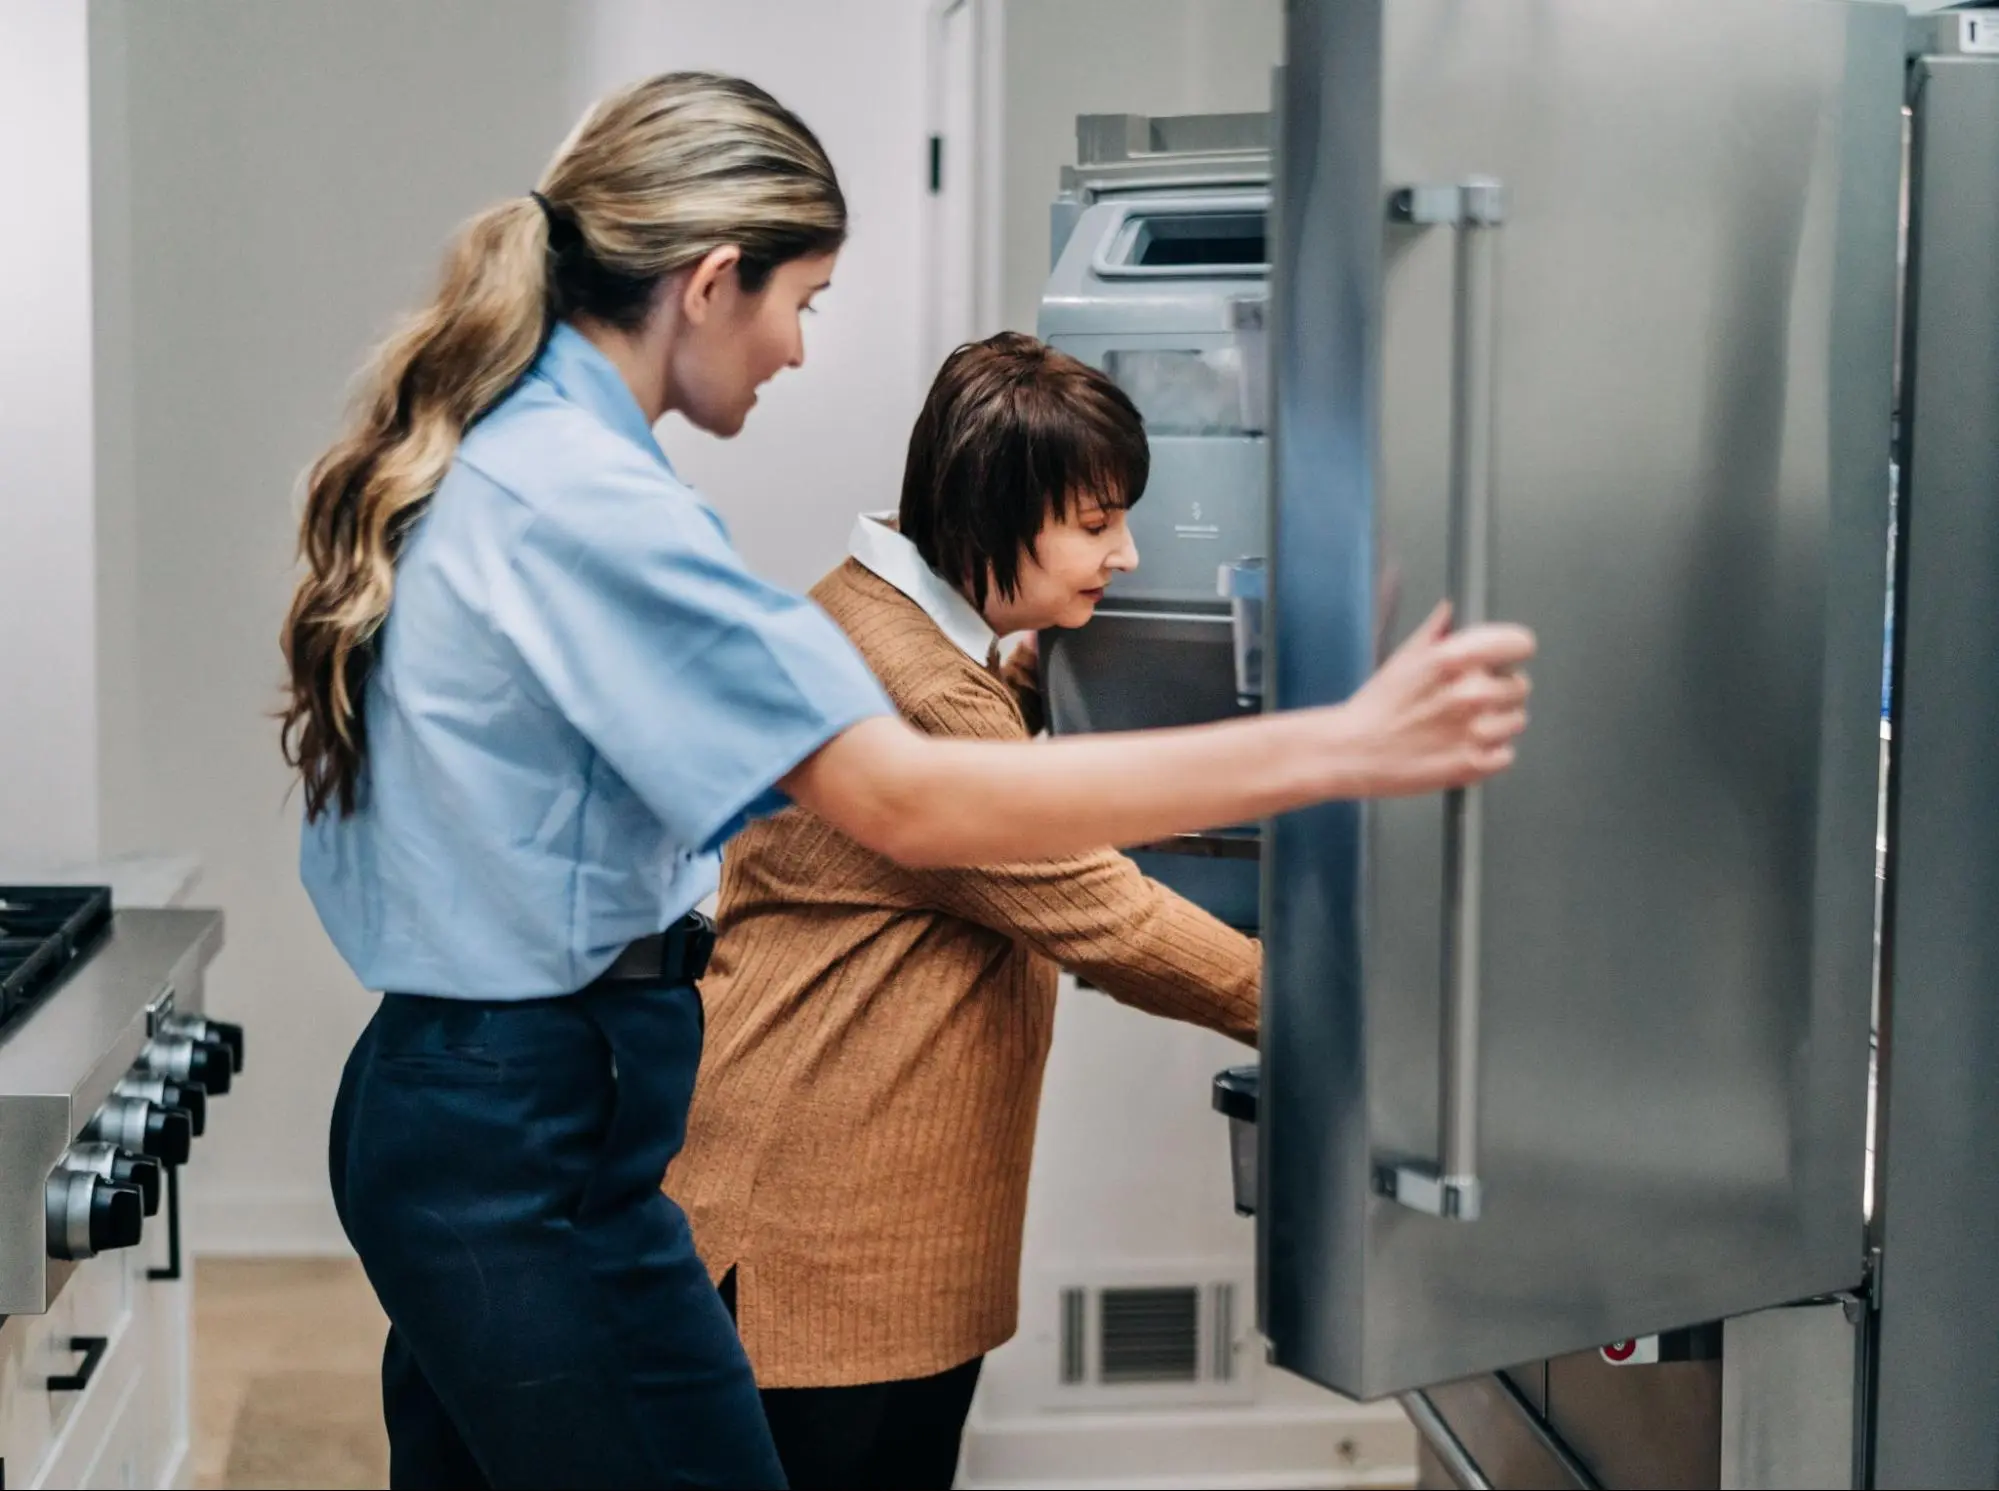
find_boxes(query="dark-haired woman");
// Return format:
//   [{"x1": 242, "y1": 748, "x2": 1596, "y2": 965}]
[
  {"x1": 670, "y1": 334, "x2": 1258, "y2": 1489},
  {"x1": 280, "y1": 74, "x2": 1534, "y2": 1490}
]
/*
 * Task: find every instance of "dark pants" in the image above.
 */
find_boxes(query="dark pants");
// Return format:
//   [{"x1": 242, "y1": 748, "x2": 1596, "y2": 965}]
[
  {"x1": 329, "y1": 980, "x2": 786, "y2": 1490},
  {"x1": 719, "y1": 1272, "x2": 982, "y2": 1490}
]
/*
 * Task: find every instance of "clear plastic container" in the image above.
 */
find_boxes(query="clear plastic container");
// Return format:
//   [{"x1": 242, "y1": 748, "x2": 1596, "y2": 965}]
[
  {"x1": 1218, "y1": 556, "x2": 1265, "y2": 705},
  {"x1": 1104, "y1": 346, "x2": 1253, "y2": 434},
  {"x1": 1097, "y1": 293, "x2": 1268, "y2": 436}
]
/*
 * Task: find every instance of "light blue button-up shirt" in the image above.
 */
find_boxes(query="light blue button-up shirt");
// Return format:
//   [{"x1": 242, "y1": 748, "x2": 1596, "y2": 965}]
[{"x1": 301, "y1": 324, "x2": 893, "y2": 998}]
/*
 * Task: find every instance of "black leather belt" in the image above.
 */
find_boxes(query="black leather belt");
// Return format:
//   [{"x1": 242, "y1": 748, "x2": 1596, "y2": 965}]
[{"x1": 601, "y1": 912, "x2": 716, "y2": 985}]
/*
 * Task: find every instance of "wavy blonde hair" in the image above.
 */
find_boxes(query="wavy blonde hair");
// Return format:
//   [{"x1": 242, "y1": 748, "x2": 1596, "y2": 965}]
[{"x1": 279, "y1": 73, "x2": 846, "y2": 819}]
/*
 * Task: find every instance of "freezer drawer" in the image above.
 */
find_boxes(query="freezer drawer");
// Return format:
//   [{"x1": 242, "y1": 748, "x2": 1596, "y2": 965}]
[
  {"x1": 1408, "y1": 1361, "x2": 1726, "y2": 1491},
  {"x1": 1408, "y1": 1375, "x2": 1593, "y2": 1490},
  {"x1": 1260, "y1": 0, "x2": 1903, "y2": 1398},
  {"x1": 1406, "y1": 1303, "x2": 1859, "y2": 1489}
]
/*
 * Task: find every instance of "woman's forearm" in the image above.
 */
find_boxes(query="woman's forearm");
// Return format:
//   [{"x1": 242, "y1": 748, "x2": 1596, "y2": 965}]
[
  {"x1": 790, "y1": 710, "x2": 1356, "y2": 868},
  {"x1": 783, "y1": 605, "x2": 1536, "y2": 869}
]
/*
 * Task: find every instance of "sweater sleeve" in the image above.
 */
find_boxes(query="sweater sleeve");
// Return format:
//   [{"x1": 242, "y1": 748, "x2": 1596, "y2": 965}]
[{"x1": 899, "y1": 674, "x2": 1259, "y2": 1045}]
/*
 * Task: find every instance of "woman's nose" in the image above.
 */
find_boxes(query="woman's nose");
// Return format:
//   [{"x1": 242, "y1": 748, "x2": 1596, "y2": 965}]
[{"x1": 1108, "y1": 534, "x2": 1139, "y2": 572}]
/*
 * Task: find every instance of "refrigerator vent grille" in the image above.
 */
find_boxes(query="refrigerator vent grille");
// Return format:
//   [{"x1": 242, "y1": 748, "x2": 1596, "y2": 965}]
[
  {"x1": 1090, "y1": 1286, "x2": 1201, "y2": 1384},
  {"x1": 1044, "y1": 1275, "x2": 1252, "y2": 1406}
]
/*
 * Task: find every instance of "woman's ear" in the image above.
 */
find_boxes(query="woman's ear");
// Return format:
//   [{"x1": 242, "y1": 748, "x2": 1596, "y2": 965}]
[{"x1": 679, "y1": 245, "x2": 744, "y2": 326}]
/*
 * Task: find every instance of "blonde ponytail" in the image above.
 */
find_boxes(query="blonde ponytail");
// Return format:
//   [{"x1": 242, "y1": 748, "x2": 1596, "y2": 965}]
[{"x1": 280, "y1": 73, "x2": 846, "y2": 819}]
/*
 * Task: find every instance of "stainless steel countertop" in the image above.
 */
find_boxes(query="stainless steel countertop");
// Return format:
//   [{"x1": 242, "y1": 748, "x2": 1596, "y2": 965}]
[{"x1": 0, "y1": 909, "x2": 224, "y2": 1107}]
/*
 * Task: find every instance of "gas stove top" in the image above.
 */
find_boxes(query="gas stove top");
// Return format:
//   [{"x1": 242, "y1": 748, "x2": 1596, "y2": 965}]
[{"x1": 0, "y1": 885, "x2": 113, "y2": 1032}]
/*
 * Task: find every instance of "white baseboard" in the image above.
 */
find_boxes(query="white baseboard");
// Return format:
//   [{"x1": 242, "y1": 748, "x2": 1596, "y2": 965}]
[
  {"x1": 957, "y1": 1400, "x2": 1417, "y2": 1491},
  {"x1": 187, "y1": 1189, "x2": 353, "y2": 1258}
]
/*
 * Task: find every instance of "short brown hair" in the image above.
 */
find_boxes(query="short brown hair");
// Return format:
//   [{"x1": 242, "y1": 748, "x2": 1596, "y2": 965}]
[{"x1": 898, "y1": 333, "x2": 1148, "y2": 610}]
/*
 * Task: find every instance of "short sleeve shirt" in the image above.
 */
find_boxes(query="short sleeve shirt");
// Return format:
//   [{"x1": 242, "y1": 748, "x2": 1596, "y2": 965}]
[{"x1": 300, "y1": 323, "x2": 893, "y2": 997}]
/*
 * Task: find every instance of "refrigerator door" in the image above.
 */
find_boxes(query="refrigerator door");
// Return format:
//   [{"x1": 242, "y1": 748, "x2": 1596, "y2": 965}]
[{"x1": 1260, "y1": 0, "x2": 1903, "y2": 1398}]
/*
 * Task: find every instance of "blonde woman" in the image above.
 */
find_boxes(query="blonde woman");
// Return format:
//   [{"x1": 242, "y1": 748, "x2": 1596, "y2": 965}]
[{"x1": 280, "y1": 74, "x2": 1534, "y2": 1488}]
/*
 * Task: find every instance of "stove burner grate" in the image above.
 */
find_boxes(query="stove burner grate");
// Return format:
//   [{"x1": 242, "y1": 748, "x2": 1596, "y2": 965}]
[{"x1": 0, "y1": 885, "x2": 114, "y2": 1030}]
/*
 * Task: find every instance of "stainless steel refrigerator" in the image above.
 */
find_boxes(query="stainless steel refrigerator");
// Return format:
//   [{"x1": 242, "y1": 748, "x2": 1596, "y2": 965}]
[{"x1": 1242, "y1": 0, "x2": 1999, "y2": 1484}]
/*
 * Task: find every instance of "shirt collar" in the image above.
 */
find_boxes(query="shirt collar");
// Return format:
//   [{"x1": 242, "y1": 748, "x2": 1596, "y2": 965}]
[
  {"x1": 531, "y1": 322, "x2": 675, "y2": 472},
  {"x1": 847, "y1": 512, "x2": 997, "y2": 665}
]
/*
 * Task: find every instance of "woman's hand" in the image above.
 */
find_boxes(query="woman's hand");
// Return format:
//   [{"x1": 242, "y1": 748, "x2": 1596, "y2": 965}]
[{"x1": 1333, "y1": 601, "x2": 1533, "y2": 797}]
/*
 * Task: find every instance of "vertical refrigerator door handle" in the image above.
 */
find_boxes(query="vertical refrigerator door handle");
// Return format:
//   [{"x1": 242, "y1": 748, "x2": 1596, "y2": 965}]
[{"x1": 1380, "y1": 178, "x2": 1506, "y2": 1223}]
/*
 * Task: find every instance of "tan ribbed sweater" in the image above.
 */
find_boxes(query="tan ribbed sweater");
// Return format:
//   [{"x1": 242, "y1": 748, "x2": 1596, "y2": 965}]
[{"x1": 666, "y1": 559, "x2": 1261, "y2": 1388}]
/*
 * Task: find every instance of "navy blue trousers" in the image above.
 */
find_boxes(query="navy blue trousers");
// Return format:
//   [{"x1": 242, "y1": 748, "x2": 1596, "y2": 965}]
[{"x1": 328, "y1": 980, "x2": 786, "y2": 1490}]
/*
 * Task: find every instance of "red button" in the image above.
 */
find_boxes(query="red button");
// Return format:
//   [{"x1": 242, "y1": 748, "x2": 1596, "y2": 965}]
[{"x1": 1602, "y1": 1340, "x2": 1637, "y2": 1362}]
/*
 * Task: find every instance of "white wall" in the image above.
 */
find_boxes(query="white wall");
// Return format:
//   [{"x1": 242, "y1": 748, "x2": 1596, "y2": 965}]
[
  {"x1": 84, "y1": 0, "x2": 929, "y2": 1253},
  {"x1": 1, "y1": 1, "x2": 100, "y2": 863},
  {"x1": 581, "y1": 1, "x2": 932, "y2": 588}
]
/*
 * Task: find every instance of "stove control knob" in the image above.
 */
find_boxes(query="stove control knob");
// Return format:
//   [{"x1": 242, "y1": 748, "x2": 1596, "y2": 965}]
[
  {"x1": 160, "y1": 1014, "x2": 244, "y2": 1075},
  {"x1": 114, "y1": 1074, "x2": 207, "y2": 1137},
  {"x1": 87, "y1": 1096, "x2": 194, "y2": 1167},
  {"x1": 46, "y1": 1169, "x2": 144, "y2": 1260},
  {"x1": 137, "y1": 1035, "x2": 232, "y2": 1096},
  {"x1": 60, "y1": 1142, "x2": 162, "y2": 1217}
]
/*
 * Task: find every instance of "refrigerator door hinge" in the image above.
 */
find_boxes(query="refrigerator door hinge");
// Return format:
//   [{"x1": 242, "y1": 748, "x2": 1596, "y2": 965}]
[{"x1": 1860, "y1": 1245, "x2": 1884, "y2": 1314}]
